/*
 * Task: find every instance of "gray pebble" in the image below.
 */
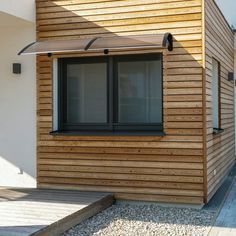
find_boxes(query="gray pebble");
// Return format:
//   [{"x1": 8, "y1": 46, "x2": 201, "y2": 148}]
[{"x1": 62, "y1": 204, "x2": 215, "y2": 236}]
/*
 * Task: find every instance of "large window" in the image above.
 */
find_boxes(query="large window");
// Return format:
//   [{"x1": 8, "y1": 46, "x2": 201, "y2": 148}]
[
  {"x1": 212, "y1": 58, "x2": 221, "y2": 130},
  {"x1": 58, "y1": 54, "x2": 163, "y2": 133}
]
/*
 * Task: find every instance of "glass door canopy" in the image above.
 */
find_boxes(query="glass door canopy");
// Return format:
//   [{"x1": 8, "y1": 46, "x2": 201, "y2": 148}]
[{"x1": 19, "y1": 33, "x2": 173, "y2": 55}]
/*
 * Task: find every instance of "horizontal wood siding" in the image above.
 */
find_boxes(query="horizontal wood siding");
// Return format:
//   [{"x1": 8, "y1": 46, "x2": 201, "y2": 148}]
[
  {"x1": 36, "y1": 0, "x2": 204, "y2": 203},
  {"x1": 204, "y1": 0, "x2": 235, "y2": 201}
]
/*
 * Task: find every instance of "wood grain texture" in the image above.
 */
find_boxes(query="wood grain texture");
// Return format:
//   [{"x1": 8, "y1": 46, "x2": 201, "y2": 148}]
[
  {"x1": 204, "y1": 0, "x2": 235, "y2": 202},
  {"x1": 0, "y1": 188, "x2": 113, "y2": 236},
  {"x1": 36, "y1": 0, "x2": 205, "y2": 204}
]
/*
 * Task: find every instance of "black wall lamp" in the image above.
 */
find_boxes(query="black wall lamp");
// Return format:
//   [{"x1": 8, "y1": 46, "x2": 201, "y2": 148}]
[
  {"x1": 13, "y1": 63, "x2": 21, "y2": 74},
  {"x1": 228, "y1": 72, "x2": 234, "y2": 81}
]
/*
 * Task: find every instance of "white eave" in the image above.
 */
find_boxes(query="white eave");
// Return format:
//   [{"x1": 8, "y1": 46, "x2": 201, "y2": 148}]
[{"x1": 0, "y1": 0, "x2": 35, "y2": 23}]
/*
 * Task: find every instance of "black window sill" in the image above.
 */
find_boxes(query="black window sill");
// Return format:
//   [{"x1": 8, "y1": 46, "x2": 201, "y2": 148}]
[
  {"x1": 50, "y1": 130, "x2": 166, "y2": 137},
  {"x1": 213, "y1": 128, "x2": 224, "y2": 135}
]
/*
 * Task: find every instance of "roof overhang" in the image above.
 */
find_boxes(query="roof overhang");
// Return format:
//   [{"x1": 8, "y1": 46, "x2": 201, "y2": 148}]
[{"x1": 18, "y1": 33, "x2": 173, "y2": 56}]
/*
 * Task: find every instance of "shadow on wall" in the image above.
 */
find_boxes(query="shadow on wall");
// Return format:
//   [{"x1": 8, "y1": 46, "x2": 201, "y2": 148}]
[{"x1": 0, "y1": 156, "x2": 35, "y2": 187}]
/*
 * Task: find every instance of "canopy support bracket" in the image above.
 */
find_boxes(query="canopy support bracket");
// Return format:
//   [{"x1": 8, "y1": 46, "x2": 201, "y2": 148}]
[
  {"x1": 18, "y1": 42, "x2": 36, "y2": 55},
  {"x1": 85, "y1": 37, "x2": 100, "y2": 51}
]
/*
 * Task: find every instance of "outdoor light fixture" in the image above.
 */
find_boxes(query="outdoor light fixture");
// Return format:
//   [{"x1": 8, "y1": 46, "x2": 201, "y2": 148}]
[
  {"x1": 228, "y1": 72, "x2": 234, "y2": 81},
  {"x1": 13, "y1": 63, "x2": 21, "y2": 74}
]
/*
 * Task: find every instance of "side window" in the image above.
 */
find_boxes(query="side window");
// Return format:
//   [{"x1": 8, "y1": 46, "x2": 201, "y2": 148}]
[{"x1": 212, "y1": 58, "x2": 220, "y2": 130}]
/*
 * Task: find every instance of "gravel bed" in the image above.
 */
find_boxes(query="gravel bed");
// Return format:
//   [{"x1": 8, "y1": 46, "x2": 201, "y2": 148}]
[{"x1": 62, "y1": 203, "x2": 216, "y2": 236}]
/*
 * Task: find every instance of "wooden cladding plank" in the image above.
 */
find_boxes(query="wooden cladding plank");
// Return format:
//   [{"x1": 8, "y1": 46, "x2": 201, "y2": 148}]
[
  {"x1": 38, "y1": 175, "x2": 204, "y2": 187},
  {"x1": 36, "y1": 0, "x2": 192, "y2": 8},
  {"x1": 37, "y1": 178, "x2": 203, "y2": 196},
  {"x1": 115, "y1": 192, "x2": 203, "y2": 204},
  {"x1": 38, "y1": 140, "x2": 203, "y2": 149},
  {"x1": 38, "y1": 134, "x2": 203, "y2": 142},
  {"x1": 37, "y1": 0, "x2": 200, "y2": 13},
  {"x1": 38, "y1": 21, "x2": 202, "y2": 38},
  {"x1": 37, "y1": 174, "x2": 203, "y2": 191},
  {"x1": 38, "y1": 153, "x2": 203, "y2": 163},
  {"x1": 39, "y1": 19, "x2": 202, "y2": 34},
  {"x1": 38, "y1": 159, "x2": 203, "y2": 170},
  {"x1": 39, "y1": 164, "x2": 203, "y2": 176},
  {"x1": 38, "y1": 31, "x2": 202, "y2": 42}
]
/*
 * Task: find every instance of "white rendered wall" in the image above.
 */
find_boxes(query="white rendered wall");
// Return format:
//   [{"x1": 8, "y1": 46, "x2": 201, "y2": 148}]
[{"x1": 0, "y1": 18, "x2": 36, "y2": 187}]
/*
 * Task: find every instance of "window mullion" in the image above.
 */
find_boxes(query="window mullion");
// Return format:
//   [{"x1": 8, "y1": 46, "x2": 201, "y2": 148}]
[
  {"x1": 108, "y1": 57, "x2": 114, "y2": 131},
  {"x1": 113, "y1": 57, "x2": 119, "y2": 128}
]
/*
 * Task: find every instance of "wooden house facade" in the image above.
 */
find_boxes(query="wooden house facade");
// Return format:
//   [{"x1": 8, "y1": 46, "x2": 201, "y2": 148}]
[{"x1": 30, "y1": 0, "x2": 235, "y2": 204}]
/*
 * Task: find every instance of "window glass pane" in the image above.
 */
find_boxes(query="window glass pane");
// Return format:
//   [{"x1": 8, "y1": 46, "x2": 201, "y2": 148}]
[
  {"x1": 66, "y1": 63, "x2": 107, "y2": 123},
  {"x1": 212, "y1": 59, "x2": 219, "y2": 129},
  {"x1": 118, "y1": 59, "x2": 162, "y2": 123}
]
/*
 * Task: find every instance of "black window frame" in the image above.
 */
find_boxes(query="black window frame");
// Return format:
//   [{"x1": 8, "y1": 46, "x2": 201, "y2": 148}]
[
  {"x1": 58, "y1": 56, "x2": 110, "y2": 131},
  {"x1": 58, "y1": 53, "x2": 163, "y2": 133}
]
